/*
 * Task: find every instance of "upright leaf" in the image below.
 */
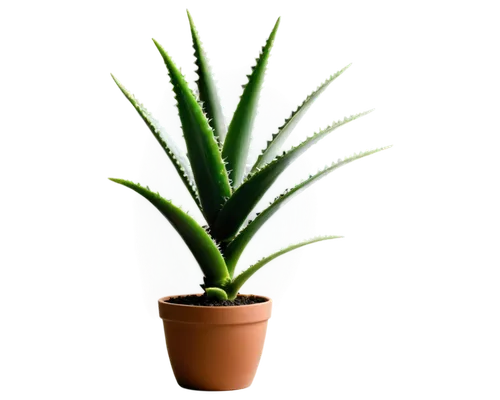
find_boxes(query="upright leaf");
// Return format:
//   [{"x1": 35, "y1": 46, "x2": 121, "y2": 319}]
[
  {"x1": 223, "y1": 146, "x2": 391, "y2": 274},
  {"x1": 252, "y1": 64, "x2": 351, "y2": 171},
  {"x1": 110, "y1": 75, "x2": 201, "y2": 211},
  {"x1": 222, "y1": 18, "x2": 281, "y2": 188},
  {"x1": 187, "y1": 10, "x2": 226, "y2": 144},
  {"x1": 153, "y1": 39, "x2": 231, "y2": 226},
  {"x1": 212, "y1": 111, "x2": 373, "y2": 241},
  {"x1": 225, "y1": 236, "x2": 341, "y2": 299},
  {"x1": 109, "y1": 179, "x2": 230, "y2": 286}
]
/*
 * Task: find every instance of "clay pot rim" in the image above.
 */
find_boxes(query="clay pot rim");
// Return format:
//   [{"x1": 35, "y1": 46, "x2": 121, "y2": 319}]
[{"x1": 158, "y1": 293, "x2": 272, "y2": 309}]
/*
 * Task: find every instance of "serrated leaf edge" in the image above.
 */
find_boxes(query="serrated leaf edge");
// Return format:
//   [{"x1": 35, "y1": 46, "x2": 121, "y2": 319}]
[
  {"x1": 110, "y1": 74, "x2": 201, "y2": 210},
  {"x1": 252, "y1": 64, "x2": 352, "y2": 171}
]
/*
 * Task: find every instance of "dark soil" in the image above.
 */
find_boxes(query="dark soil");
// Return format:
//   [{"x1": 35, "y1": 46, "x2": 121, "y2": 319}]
[{"x1": 164, "y1": 294, "x2": 268, "y2": 307}]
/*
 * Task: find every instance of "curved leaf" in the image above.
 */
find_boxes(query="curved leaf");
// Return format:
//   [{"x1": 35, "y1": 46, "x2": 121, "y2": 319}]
[
  {"x1": 222, "y1": 18, "x2": 281, "y2": 188},
  {"x1": 252, "y1": 64, "x2": 351, "y2": 171},
  {"x1": 205, "y1": 287, "x2": 229, "y2": 300},
  {"x1": 187, "y1": 10, "x2": 226, "y2": 144},
  {"x1": 224, "y1": 146, "x2": 391, "y2": 274},
  {"x1": 153, "y1": 39, "x2": 231, "y2": 226},
  {"x1": 110, "y1": 75, "x2": 201, "y2": 210},
  {"x1": 109, "y1": 179, "x2": 229, "y2": 286},
  {"x1": 225, "y1": 236, "x2": 341, "y2": 299},
  {"x1": 212, "y1": 111, "x2": 373, "y2": 241}
]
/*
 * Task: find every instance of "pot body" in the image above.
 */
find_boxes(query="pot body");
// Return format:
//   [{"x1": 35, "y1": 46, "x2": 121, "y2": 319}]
[{"x1": 158, "y1": 294, "x2": 272, "y2": 391}]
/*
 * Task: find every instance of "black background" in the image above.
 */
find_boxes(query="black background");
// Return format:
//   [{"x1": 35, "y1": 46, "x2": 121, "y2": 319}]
[{"x1": 95, "y1": 1, "x2": 411, "y2": 398}]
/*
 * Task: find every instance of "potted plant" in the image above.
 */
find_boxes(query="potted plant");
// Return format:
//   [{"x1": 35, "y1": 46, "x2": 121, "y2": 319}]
[{"x1": 110, "y1": 11, "x2": 390, "y2": 391}]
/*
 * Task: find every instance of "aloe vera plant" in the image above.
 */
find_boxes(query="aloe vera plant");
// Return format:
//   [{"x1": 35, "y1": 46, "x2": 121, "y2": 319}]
[{"x1": 110, "y1": 12, "x2": 390, "y2": 300}]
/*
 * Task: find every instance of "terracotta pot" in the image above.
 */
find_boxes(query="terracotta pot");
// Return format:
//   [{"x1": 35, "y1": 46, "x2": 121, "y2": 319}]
[{"x1": 158, "y1": 294, "x2": 272, "y2": 391}]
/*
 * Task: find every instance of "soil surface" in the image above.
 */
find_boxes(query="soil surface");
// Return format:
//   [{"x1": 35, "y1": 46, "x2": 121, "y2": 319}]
[{"x1": 164, "y1": 294, "x2": 268, "y2": 307}]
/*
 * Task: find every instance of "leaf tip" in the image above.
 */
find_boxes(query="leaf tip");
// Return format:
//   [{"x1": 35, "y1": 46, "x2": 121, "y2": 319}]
[
  {"x1": 149, "y1": 36, "x2": 161, "y2": 50},
  {"x1": 184, "y1": 7, "x2": 193, "y2": 23},
  {"x1": 108, "y1": 71, "x2": 123, "y2": 86}
]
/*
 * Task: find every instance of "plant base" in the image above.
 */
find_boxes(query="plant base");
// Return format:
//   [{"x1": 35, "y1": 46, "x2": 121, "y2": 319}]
[{"x1": 164, "y1": 293, "x2": 268, "y2": 306}]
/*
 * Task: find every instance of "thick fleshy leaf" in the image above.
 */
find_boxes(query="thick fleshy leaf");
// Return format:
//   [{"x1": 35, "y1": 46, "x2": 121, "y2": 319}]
[
  {"x1": 153, "y1": 39, "x2": 231, "y2": 226},
  {"x1": 252, "y1": 64, "x2": 351, "y2": 171},
  {"x1": 187, "y1": 10, "x2": 226, "y2": 144},
  {"x1": 223, "y1": 146, "x2": 391, "y2": 274},
  {"x1": 222, "y1": 18, "x2": 280, "y2": 188},
  {"x1": 109, "y1": 179, "x2": 229, "y2": 286},
  {"x1": 110, "y1": 75, "x2": 201, "y2": 210},
  {"x1": 225, "y1": 236, "x2": 341, "y2": 299},
  {"x1": 212, "y1": 111, "x2": 373, "y2": 241},
  {"x1": 205, "y1": 287, "x2": 229, "y2": 300}
]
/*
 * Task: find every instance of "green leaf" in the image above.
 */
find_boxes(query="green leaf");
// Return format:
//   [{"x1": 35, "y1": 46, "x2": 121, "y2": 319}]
[
  {"x1": 187, "y1": 10, "x2": 226, "y2": 145},
  {"x1": 212, "y1": 111, "x2": 373, "y2": 241},
  {"x1": 153, "y1": 39, "x2": 231, "y2": 226},
  {"x1": 225, "y1": 236, "x2": 342, "y2": 299},
  {"x1": 205, "y1": 287, "x2": 229, "y2": 300},
  {"x1": 252, "y1": 64, "x2": 351, "y2": 171},
  {"x1": 110, "y1": 74, "x2": 201, "y2": 211},
  {"x1": 222, "y1": 18, "x2": 281, "y2": 188},
  {"x1": 109, "y1": 179, "x2": 229, "y2": 286},
  {"x1": 223, "y1": 146, "x2": 391, "y2": 274}
]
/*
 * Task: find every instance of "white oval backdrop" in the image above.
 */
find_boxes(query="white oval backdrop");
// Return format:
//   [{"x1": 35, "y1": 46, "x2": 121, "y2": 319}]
[{"x1": 134, "y1": 68, "x2": 316, "y2": 314}]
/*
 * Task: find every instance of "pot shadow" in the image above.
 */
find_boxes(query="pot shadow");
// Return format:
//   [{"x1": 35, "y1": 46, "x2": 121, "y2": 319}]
[{"x1": 174, "y1": 384, "x2": 250, "y2": 399}]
